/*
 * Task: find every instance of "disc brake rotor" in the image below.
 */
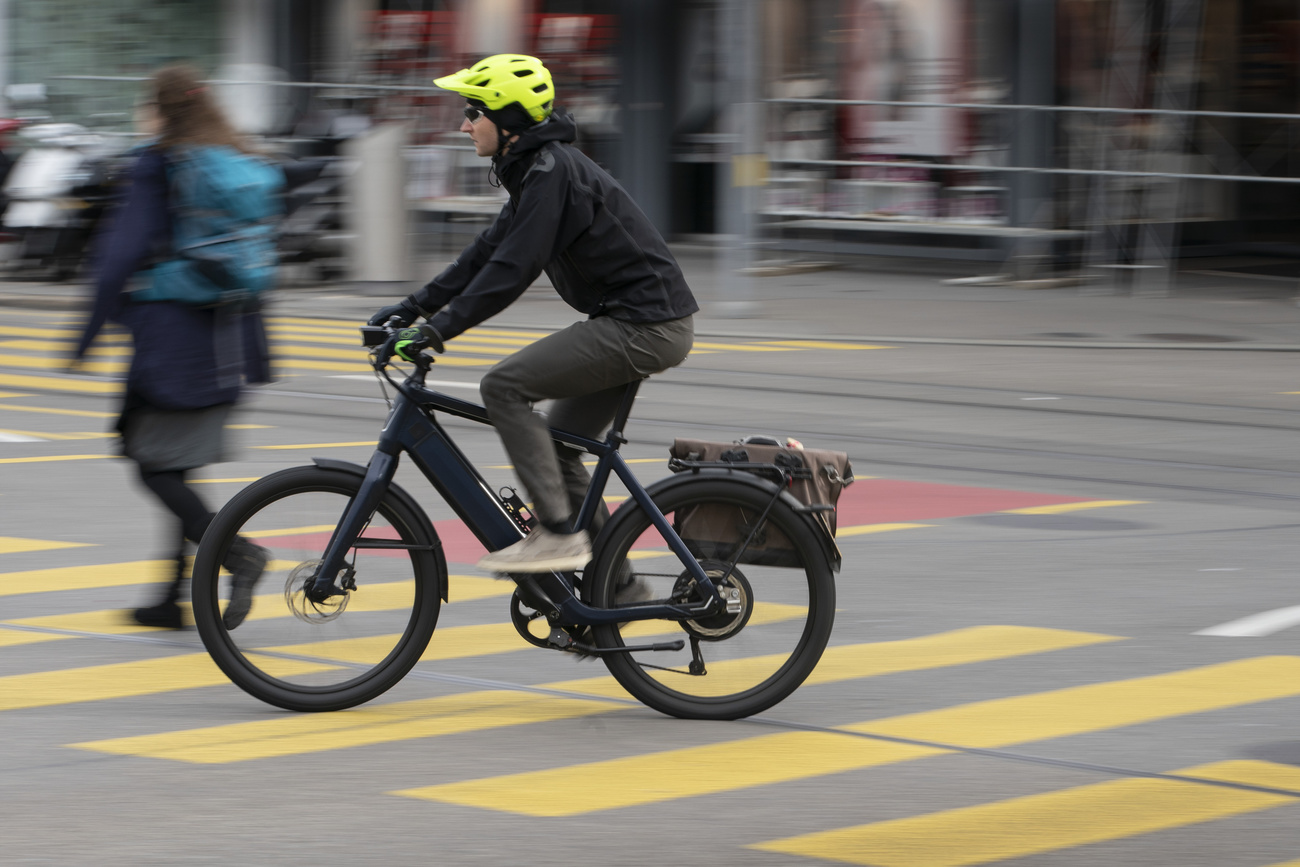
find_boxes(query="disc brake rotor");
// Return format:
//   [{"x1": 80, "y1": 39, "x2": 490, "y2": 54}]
[{"x1": 284, "y1": 559, "x2": 351, "y2": 623}]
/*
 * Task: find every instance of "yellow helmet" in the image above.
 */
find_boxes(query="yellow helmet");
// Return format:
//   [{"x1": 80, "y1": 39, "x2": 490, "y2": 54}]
[{"x1": 433, "y1": 54, "x2": 555, "y2": 123}]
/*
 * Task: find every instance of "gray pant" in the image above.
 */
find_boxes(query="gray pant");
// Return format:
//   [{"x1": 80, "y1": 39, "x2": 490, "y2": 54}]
[{"x1": 479, "y1": 314, "x2": 694, "y2": 529}]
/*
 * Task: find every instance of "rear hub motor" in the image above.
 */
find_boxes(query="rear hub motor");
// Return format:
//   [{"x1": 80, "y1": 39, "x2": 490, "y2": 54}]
[{"x1": 674, "y1": 560, "x2": 754, "y2": 641}]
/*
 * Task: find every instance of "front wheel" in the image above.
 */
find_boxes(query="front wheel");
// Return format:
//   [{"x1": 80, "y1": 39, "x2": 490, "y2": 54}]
[
  {"x1": 586, "y1": 477, "x2": 836, "y2": 720},
  {"x1": 191, "y1": 465, "x2": 445, "y2": 712}
]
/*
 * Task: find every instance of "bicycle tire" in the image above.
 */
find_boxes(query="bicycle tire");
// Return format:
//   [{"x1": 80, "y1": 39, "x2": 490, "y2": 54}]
[
  {"x1": 586, "y1": 476, "x2": 835, "y2": 720},
  {"x1": 191, "y1": 465, "x2": 445, "y2": 712}
]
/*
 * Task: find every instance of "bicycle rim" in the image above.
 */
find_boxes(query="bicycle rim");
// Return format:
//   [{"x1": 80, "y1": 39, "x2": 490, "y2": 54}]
[
  {"x1": 590, "y1": 478, "x2": 835, "y2": 720},
  {"x1": 192, "y1": 466, "x2": 442, "y2": 711}
]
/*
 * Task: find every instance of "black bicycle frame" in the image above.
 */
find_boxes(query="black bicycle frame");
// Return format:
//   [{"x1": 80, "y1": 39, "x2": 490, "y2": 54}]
[{"x1": 306, "y1": 364, "x2": 725, "y2": 626}]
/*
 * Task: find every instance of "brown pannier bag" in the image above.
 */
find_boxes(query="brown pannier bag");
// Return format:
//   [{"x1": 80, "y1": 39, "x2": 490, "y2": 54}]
[{"x1": 668, "y1": 437, "x2": 853, "y2": 567}]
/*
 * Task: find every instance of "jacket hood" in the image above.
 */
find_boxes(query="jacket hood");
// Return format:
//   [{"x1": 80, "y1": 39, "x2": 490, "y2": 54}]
[{"x1": 494, "y1": 109, "x2": 577, "y2": 169}]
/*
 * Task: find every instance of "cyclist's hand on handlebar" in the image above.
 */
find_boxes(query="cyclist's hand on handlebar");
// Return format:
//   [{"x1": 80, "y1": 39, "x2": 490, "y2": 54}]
[
  {"x1": 367, "y1": 298, "x2": 421, "y2": 328},
  {"x1": 376, "y1": 324, "x2": 445, "y2": 366}
]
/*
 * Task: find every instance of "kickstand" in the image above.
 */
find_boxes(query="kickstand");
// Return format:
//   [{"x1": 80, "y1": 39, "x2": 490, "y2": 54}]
[{"x1": 688, "y1": 636, "x2": 707, "y2": 676}]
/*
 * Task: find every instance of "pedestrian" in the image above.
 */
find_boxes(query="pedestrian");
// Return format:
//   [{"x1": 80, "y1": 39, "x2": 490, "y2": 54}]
[
  {"x1": 368, "y1": 54, "x2": 698, "y2": 581},
  {"x1": 72, "y1": 64, "x2": 276, "y2": 629}
]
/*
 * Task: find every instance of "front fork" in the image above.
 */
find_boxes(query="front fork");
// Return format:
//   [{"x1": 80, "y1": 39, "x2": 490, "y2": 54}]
[{"x1": 306, "y1": 449, "x2": 399, "y2": 602}]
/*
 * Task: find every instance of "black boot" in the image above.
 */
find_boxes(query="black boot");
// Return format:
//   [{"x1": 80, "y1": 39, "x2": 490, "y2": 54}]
[
  {"x1": 222, "y1": 536, "x2": 270, "y2": 630},
  {"x1": 132, "y1": 554, "x2": 185, "y2": 629}
]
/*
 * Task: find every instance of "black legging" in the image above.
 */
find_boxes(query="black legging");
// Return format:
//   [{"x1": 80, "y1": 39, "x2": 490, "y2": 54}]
[{"x1": 138, "y1": 467, "x2": 215, "y2": 602}]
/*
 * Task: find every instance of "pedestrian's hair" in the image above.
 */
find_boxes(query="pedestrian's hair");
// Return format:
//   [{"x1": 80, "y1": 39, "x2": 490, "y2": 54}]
[{"x1": 151, "y1": 64, "x2": 251, "y2": 153}]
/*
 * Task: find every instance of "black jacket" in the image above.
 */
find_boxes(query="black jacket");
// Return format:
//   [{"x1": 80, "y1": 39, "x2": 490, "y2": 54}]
[{"x1": 415, "y1": 111, "x2": 697, "y2": 341}]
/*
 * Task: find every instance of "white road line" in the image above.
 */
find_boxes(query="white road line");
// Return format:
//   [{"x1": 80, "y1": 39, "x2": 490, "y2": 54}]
[
  {"x1": 0, "y1": 432, "x2": 41, "y2": 442},
  {"x1": 1196, "y1": 605, "x2": 1300, "y2": 637}
]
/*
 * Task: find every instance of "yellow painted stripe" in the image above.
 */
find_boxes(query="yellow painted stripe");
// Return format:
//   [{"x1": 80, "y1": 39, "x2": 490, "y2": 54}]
[
  {"x1": 0, "y1": 560, "x2": 173, "y2": 597},
  {"x1": 0, "y1": 653, "x2": 337, "y2": 712},
  {"x1": 751, "y1": 760, "x2": 1300, "y2": 867},
  {"x1": 0, "y1": 574, "x2": 511, "y2": 646},
  {"x1": 399, "y1": 733, "x2": 943, "y2": 816},
  {"x1": 0, "y1": 391, "x2": 33, "y2": 398},
  {"x1": 0, "y1": 628, "x2": 67, "y2": 648},
  {"x1": 837, "y1": 523, "x2": 931, "y2": 537},
  {"x1": 0, "y1": 325, "x2": 79, "y2": 339},
  {"x1": 0, "y1": 428, "x2": 112, "y2": 441},
  {"x1": 77, "y1": 689, "x2": 618, "y2": 764},
  {"x1": 0, "y1": 373, "x2": 118, "y2": 395},
  {"x1": 691, "y1": 341, "x2": 796, "y2": 352},
  {"x1": 757, "y1": 340, "x2": 893, "y2": 350},
  {"x1": 251, "y1": 441, "x2": 377, "y2": 451},
  {"x1": 0, "y1": 454, "x2": 114, "y2": 465},
  {"x1": 843, "y1": 655, "x2": 1300, "y2": 748},
  {"x1": 0, "y1": 339, "x2": 128, "y2": 357},
  {"x1": 0, "y1": 353, "x2": 125, "y2": 375},
  {"x1": 0, "y1": 402, "x2": 114, "y2": 418},
  {"x1": 1002, "y1": 500, "x2": 1145, "y2": 515},
  {"x1": 395, "y1": 655, "x2": 1300, "y2": 816},
  {"x1": 73, "y1": 625, "x2": 1117, "y2": 764},
  {"x1": 0, "y1": 536, "x2": 93, "y2": 555},
  {"x1": 226, "y1": 423, "x2": 271, "y2": 430},
  {"x1": 278, "y1": 357, "x2": 492, "y2": 371}
]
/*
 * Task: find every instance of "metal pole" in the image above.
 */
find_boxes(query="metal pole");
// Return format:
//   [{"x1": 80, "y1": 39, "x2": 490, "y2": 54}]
[{"x1": 716, "y1": 0, "x2": 761, "y2": 317}]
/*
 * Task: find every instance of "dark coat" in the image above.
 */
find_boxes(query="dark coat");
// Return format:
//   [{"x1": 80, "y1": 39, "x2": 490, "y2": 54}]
[
  {"x1": 75, "y1": 147, "x2": 271, "y2": 411},
  {"x1": 414, "y1": 110, "x2": 698, "y2": 341}
]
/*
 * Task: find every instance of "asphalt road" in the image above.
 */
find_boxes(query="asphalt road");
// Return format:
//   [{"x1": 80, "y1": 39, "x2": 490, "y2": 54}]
[{"x1": 2, "y1": 304, "x2": 1299, "y2": 866}]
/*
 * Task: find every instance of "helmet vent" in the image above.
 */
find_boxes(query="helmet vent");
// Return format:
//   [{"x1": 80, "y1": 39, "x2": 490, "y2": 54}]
[
  {"x1": 532, "y1": 83, "x2": 549, "y2": 93},
  {"x1": 513, "y1": 69, "x2": 534, "y2": 78}
]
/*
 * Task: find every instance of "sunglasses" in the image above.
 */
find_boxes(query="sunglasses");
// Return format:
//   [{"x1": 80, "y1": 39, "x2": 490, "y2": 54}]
[{"x1": 463, "y1": 106, "x2": 487, "y2": 123}]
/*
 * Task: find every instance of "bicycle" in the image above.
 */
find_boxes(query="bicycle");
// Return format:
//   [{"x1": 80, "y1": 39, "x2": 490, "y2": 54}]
[{"x1": 190, "y1": 322, "x2": 839, "y2": 720}]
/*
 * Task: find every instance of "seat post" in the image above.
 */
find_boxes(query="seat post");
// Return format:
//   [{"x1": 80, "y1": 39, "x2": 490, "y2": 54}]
[{"x1": 606, "y1": 379, "x2": 644, "y2": 445}]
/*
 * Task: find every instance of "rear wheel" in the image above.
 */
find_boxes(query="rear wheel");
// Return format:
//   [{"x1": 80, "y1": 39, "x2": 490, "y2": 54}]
[
  {"x1": 586, "y1": 477, "x2": 835, "y2": 720},
  {"x1": 191, "y1": 466, "x2": 445, "y2": 712}
]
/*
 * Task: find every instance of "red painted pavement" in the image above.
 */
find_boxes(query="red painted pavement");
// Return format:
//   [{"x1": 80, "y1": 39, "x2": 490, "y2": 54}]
[{"x1": 256, "y1": 479, "x2": 1092, "y2": 564}]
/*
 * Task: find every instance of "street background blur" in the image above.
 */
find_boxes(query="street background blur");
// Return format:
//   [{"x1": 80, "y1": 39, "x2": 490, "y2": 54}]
[{"x1": 3, "y1": 0, "x2": 1300, "y2": 292}]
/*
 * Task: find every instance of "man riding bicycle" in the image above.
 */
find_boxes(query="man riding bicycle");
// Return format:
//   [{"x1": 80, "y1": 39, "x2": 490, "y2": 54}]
[{"x1": 369, "y1": 54, "x2": 698, "y2": 576}]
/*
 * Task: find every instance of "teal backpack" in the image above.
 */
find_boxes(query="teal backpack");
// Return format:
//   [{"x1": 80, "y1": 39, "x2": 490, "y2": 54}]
[{"x1": 135, "y1": 145, "x2": 284, "y2": 307}]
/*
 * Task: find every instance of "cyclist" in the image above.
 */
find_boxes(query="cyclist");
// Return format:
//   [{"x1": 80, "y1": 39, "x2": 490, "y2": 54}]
[{"x1": 369, "y1": 54, "x2": 697, "y2": 576}]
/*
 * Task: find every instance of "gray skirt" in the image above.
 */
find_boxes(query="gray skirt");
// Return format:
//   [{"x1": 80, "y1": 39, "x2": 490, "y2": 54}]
[{"x1": 120, "y1": 403, "x2": 233, "y2": 472}]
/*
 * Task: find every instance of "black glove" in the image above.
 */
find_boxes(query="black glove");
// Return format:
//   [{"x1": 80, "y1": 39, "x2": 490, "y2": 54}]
[
  {"x1": 377, "y1": 324, "x2": 446, "y2": 366},
  {"x1": 367, "y1": 297, "x2": 422, "y2": 328}
]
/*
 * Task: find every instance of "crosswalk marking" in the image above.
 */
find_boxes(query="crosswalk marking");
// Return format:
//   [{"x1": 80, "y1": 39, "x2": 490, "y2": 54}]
[
  {"x1": 0, "y1": 373, "x2": 118, "y2": 395},
  {"x1": 70, "y1": 625, "x2": 1113, "y2": 764},
  {"x1": 0, "y1": 453, "x2": 113, "y2": 465},
  {"x1": 0, "y1": 560, "x2": 172, "y2": 598},
  {"x1": 397, "y1": 732, "x2": 944, "y2": 816},
  {"x1": 750, "y1": 760, "x2": 1300, "y2": 867},
  {"x1": 837, "y1": 523, "x2": 930, "y2": 537},
  {"x1": 1001, "y1": 499, "x2": 1145, "y2": 515},
  {"x1": 0, "y1": 428, "x2": 112, "y2": 441},
  {"x1": 0, "y1": 402, "x2": 113, "y2": 419},
  {"x1": 392, "y1": 655, "x2": 1300, "y2": 816},
  {"x1": 0, "y1": 653, "x2": 338, "y2": 712},
  {"x1": 251, "y1": 440, "x2": 378, "y2": 450},
  {"x1": 0, "y1": 353, "x2": 125, "y2": 375},
  {"x1": 0, "y1": 536, "x2": 93, "y2": 555}
]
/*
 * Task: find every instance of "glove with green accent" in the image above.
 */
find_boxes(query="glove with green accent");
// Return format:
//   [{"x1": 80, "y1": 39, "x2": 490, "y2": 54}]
[{"x1": 386, "y1": 323, "x2": 445, "y2": 364}]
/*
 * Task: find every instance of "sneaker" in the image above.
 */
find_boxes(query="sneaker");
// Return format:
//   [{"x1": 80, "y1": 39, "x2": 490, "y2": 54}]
[
  {"x1": 614, "y1": 573, "x2": 655, "y2": 605},
  {"x1": 222, "y1": 537, "x2": 270, "y2": 630},
  {"x1": 476, "y1": 527, "x2": 592, "y2": 574},
  {"x1": 132, "y1": 600, "x2": 183, "y2": 630}
]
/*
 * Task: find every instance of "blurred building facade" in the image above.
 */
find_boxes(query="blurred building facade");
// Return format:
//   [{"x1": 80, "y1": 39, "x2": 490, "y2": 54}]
[{"x1": 4, "y1": 1, "x2": 1300, "y2": 269}]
